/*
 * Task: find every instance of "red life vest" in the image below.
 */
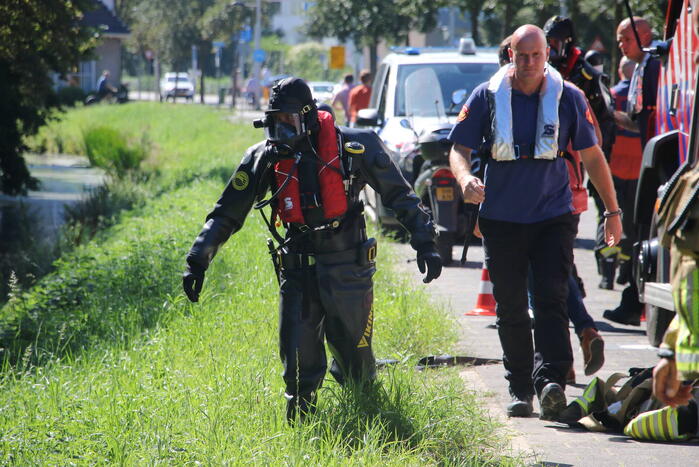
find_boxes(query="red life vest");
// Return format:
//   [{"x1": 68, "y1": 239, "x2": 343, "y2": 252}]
[{"x1": 274, "y1": 110, "x2": 347, "y2": 224}]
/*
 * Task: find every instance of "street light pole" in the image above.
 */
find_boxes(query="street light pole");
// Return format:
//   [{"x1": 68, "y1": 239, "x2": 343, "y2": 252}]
[
  {"x1": 560, "y1": 0, "x2": 568, "y2": 17},
  {"x1": 251, "y1": 0, "x2": 261, "y2": 109}
]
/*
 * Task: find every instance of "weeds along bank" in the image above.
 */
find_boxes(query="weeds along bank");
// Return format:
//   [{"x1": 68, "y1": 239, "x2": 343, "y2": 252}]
[
  {"x1": 0, "y1": 103, "x2": 248, "y2": 303},
  {"x1": 0, "y1": 103, "x2": 517, "y2": 464}
]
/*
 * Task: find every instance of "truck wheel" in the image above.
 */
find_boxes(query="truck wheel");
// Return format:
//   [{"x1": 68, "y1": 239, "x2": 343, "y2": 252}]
[
  {"x1": 645, "y1": 211, "x2": 674, "y2": 346},
  {"x1": 437, "y1": 232, "x2": 454, "y2": 266}
]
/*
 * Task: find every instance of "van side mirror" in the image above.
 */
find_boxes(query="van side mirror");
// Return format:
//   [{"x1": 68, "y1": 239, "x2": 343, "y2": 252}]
[
  {"x1": 356, "y1": 108, "x2": 380, "y2": 127},
  {"x1": 451, "y1": 89, "x2": 467, "y2": 106}
]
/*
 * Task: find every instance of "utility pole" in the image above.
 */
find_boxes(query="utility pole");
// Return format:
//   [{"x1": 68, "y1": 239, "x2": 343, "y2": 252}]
[{"x1": 251, "y1": 0, "x2": 262, "y2": 109}]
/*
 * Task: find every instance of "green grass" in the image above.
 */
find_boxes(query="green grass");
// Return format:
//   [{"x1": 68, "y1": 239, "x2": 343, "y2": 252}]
[{"x1": 0, "y1": 103, "x2": 520, "y2": 464}]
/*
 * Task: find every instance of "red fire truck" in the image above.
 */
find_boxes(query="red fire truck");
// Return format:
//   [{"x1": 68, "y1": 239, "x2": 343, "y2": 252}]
[{"x1": 635, "y1": 0, "x2": 698, "y2": 345}]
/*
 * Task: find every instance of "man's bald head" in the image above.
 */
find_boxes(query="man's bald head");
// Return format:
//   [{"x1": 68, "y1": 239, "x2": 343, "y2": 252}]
[
  {"x1": 511, "y1": 25, "x2": 548, "y2": 52},
  {"x1": 617, "y1": 16, "x2": 653, "y2": 62},
  {"x1": 617, "y1": 17, "x2": 653, "y2": 42},
  {"x1": 508, "y1": 25, "x2": 549, "y2": 91}
]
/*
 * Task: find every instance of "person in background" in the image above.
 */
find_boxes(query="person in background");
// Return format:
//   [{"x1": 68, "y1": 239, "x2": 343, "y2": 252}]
[
  {"x1": 244, "y1": 75, "x2": 261, "y2": 110},
  {"x1": 261, "y1": 66, "x2": 272, "y2": 103},
  {"x1": 605, "y1": 16, "x2": 661, "y2": 326},
  {"x1": 348, "y1": 69, "x2": 372, "y2": 125},
  {"x1": 543, "y1": 16, "x2": 618, "y2": 291},
  {"x1": 605, "y1": 57, "x2": 643, "y2": 290},
  {"x1": 96, "y1": 70, "x2": 116, "y2": 101},
  {"x1": 332, "y1": 73, "x2": 354, "y2": 125},
  {"x1": 498, "y1": 36, "x2": 513, "y2": 67}
]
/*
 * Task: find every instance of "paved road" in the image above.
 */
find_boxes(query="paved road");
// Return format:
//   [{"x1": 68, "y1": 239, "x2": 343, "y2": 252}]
[{"x1": 395, "y1": 205, "x2": 697, "y2": 466}]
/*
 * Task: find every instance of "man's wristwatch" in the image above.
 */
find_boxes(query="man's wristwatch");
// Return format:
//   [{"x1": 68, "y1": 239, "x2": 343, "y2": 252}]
[
  {"x1": 657, "y1": 348, "x2": 676, "y2": 360},
  {"x1": 603, "y1": 209, "x2": 623, "y2": 218}
]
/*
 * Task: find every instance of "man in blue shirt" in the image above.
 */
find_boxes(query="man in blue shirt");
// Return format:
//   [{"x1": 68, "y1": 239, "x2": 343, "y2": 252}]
[
  {"x1": 449, "y1": 25, "x2": 622, "y2": 420},
  {"x1": 96, "y1": 70, "x2": 116, "y2": 101},
  {"x1": 606, "y1": 16, "x2": 662, "y2": 326}
]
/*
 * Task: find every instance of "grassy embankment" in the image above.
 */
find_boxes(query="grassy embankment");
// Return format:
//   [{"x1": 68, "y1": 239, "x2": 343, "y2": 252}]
[{"x1": 0, "y1": 103, "x2": 519, "y2": 464}]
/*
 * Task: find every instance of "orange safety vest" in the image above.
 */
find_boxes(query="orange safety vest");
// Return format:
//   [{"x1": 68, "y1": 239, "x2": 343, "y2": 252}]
[{"x1": 274, "y1": 110, "x2": 347, "y2": 224}]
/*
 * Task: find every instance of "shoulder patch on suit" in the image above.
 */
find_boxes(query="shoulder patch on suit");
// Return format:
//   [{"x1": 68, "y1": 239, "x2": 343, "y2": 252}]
[
  {"x1": 457, "y1": 104, "x2": 470, "y2": 122},
  {"x1": 344, "y1": 141, "x2": 365, "y2": 155},
  {"x1": 233, "y1": 171, "x2": 249, "y2": 190}
]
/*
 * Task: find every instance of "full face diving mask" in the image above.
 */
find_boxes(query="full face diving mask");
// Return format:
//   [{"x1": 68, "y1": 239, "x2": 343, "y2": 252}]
[{"x1": 254, "y1": 110, "x2": 307, "y2": 147}]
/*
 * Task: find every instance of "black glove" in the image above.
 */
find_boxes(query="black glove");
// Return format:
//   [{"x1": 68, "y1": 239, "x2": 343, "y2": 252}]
[
  {"x1": 416, "y1": 245, "x2": 442, "y2": 284},
  {"x1": 183, "y1": 262, "x2": 205, "y2": 302}
]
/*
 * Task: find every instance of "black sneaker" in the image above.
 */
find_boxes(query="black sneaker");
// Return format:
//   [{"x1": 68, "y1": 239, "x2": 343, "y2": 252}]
[
  {"x1": 603, "y1": 307, "x2": 641, "y2": 326},
  {"x1": 539, "y1": 383, "x2": 566, "y2": 421},
  {"x1": 507, "y1": 395, "x2": 534, "y2": 417}
]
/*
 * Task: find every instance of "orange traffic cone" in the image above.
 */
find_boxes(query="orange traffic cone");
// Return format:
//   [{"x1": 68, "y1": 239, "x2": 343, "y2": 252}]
[{"x1": 466, "y1": 264, "x2": 497, "y2": 316}]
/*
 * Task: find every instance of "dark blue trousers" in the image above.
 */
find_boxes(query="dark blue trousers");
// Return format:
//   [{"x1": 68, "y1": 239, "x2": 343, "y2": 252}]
[{"x1": 480, "y1": 213, "x2": 576, "y2": 398}]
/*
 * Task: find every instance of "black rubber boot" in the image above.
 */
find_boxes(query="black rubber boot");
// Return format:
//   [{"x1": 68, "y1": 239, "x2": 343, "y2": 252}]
[
  {"x1": 616, "y1": 259, "x2": 632, "y2": 286},
  {"x1": 285, "y1": 392, "x2": 317, "y2": 424},
  {"x1": 603, "y1": 284, "x2": 643, "y2": 326},
  {"x1": 598, "y1": 256, "x2": 617, "y2": 290}
]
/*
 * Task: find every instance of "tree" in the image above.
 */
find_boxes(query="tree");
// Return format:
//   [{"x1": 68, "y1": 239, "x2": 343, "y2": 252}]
[
  {"x1": 305, "y1": 0, "x2": 444, "y2": 75},
  {"x1": 451, "y1": 0, "x2": 487, "y2": 45},
  {"x1": 0, "y1": 0, "x2": 95, "y2": 195}
]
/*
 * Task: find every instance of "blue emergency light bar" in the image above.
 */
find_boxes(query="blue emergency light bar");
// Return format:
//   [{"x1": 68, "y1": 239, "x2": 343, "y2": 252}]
[{"x1": 389, "y1": 38, "x2": 480, "y2": 56}]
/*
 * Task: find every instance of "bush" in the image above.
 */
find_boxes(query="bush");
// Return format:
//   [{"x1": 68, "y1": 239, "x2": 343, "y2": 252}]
[
  {"x1": 82, "y1": 126, "x2": 149, "y2": 177},
  {"x1": 56, "y1": 86, "x2": 86, "y2": 107},
  {"x1": 62, "y1": 175, "x2": 150, "y2": 244}
]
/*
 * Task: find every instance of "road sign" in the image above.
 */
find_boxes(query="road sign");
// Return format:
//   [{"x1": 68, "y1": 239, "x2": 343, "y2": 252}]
[
  {"x1": 239, "y1": 27, "x2": 252, "y2": 43},
  {"x1": 253, "y1": 49, "x2": 266, "y2": 63},
  {"x1": 330, "y1": 46, "x2": 345, "y2": 70}
]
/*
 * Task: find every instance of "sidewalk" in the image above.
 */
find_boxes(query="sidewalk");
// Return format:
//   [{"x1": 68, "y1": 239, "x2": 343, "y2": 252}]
[{"x1": 395, "y1": 206, "x2": 697, "y2": 466}]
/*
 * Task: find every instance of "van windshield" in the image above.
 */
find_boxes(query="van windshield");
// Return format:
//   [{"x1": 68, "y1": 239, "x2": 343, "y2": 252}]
[{"x1": 395, "y1": 62, "x2": 498, "y2": 117}]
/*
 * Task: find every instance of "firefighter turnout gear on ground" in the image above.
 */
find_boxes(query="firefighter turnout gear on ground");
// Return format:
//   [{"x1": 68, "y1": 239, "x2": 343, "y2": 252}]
[{"x1": 183, "y1": 77, "x2": 440, "y2": 421}]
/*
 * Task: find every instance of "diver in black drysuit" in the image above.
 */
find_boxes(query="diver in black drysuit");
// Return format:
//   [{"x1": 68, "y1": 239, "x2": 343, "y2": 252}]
[{"x1": 182, "y1": 78, "x2": 442, "y2": 421}]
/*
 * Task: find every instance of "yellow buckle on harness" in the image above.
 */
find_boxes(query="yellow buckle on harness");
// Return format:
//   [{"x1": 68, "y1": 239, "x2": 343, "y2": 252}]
[
  {"x1": 344, "y1": 141, "x2": 365, "y2": 155},
  {"x1": 301, "y1": 104, "x2": 313, "y2": 114},
  {"x1": 367, "y1": 244, "x2": 377, "y2": 262}
]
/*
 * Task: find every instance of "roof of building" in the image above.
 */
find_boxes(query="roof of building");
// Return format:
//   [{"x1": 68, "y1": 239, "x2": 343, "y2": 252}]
[{"x1": 81, "y1": 0, "x2": 130, "y2": 37}]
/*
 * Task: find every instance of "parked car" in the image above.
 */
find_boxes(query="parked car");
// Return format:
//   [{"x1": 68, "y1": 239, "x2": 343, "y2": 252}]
[
  {"x1": 160, "y1": 72, "x2": 195, "y2": 102},
  {"x1": 354, "y1": 39, "x2": 499, "y2": 258},
  {"x1": 308, "y1": 81, "x2": 336, "y2": 103}
]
